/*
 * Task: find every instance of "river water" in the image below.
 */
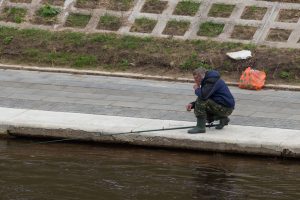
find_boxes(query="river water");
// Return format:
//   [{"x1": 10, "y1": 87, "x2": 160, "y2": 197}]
[{"x1": 0, "y1": 138, "x2": 299, "y2": 200}]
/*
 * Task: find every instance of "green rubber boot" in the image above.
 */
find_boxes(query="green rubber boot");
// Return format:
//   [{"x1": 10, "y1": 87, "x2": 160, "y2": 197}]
[
  {"x1": 215, "y1": 117, "x2": 230, "y2": 130},
  {"x1": 188, "y1": 117, "x2": 206, "y2": 134}
]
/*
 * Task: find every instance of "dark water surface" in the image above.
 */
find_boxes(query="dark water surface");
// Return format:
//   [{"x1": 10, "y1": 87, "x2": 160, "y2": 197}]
[{"x1": 0, "y1": 138, "x2": 299, "y2": 200}]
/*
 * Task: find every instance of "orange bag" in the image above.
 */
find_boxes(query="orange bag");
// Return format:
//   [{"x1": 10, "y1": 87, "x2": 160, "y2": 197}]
[{"x1": 239, "y1": 67, "x2": 266, "y2": 90}]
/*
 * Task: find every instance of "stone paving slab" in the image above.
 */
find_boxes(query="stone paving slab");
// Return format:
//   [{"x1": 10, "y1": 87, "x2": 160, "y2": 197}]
[{"x1": 1, "y1": 107, "x2": 300, "y2": 158}]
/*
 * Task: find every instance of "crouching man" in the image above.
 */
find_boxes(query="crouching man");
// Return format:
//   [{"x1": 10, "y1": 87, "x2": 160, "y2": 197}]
[{"x1": 186, "y1": 68, "x2": 235, "y2": 134}]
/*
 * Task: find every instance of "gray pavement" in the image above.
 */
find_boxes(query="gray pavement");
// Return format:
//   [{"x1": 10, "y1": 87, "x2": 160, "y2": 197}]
[{"x1": 0, "y1": 69, "x2": 300, "y2": 130}]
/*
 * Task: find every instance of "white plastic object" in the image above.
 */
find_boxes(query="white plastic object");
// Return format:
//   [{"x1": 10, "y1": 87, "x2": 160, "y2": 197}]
[{"x1": 226, "y1": 50, "x2": 252, "y2": 60}]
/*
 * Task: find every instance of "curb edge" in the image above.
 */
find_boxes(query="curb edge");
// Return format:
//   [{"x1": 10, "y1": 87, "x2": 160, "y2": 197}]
[{"x1": 0, "y1": 64, "x2": 299, "y2": 91}]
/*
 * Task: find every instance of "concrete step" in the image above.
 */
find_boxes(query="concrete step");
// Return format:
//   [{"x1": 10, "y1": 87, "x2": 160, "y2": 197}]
[{"x1": 1, "y1": 107, "x2": 299, "y2": 158}]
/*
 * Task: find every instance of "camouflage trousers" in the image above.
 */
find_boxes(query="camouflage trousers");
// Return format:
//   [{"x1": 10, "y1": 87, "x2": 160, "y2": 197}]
[{"x1": 194, "y1": 98, "x2": 233, "y2": 120}]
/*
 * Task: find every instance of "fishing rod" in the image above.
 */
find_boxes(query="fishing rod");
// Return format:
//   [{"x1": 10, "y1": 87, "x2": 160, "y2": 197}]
[
  {"x1": 33, "y1": 125, "x2": 195, "y2": 144},
  {"x1": 33, "y1": 123, "x2": 219, "y2": 144}
]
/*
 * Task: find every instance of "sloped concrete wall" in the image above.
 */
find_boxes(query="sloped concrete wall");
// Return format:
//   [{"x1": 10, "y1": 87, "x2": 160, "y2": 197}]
[{"x1": 1, "y1": 0, "x2": 300, "y2": 48}]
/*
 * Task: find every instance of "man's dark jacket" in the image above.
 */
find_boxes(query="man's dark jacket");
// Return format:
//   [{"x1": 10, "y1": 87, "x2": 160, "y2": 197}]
[{"x1": 194, "y1": 70, "x2": 235, "y2": 108}]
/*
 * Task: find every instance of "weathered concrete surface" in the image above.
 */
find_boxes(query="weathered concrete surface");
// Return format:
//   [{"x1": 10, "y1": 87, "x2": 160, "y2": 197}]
[{"x1": 2, "y1": 107, "x2": 300, "y2": 158}]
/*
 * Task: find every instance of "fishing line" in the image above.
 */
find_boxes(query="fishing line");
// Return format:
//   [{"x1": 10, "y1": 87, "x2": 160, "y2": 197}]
[{"x1": 3, "y1": 123, "x2": 218, "y2": 145}]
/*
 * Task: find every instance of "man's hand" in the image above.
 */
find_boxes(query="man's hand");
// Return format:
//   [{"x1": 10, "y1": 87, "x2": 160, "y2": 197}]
[
  {"x1": 186, "y1": 103, "x2": 193, "y2": 111},
  {"x1": 193, "y1": 84, "x2": 200, "y2": 90}
]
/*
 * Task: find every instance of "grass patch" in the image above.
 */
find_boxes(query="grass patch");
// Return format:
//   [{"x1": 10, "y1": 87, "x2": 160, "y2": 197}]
[
  {"x1": 118, "y1": 35, "x2": 153, "y2": 49},
  {"x1": 61, "y1": 31, "x2": 85, "y2": 45},
  {"x1": 267, "y1": 29, "x2": 292, "y2": 42},
  {"x1": 198, "y1": 22, "x2": 224, "y2": 37},
  {"x1": 105, "y1": 0, "x2": 135, "y2": 11},
  {"x1": 173, "y1": 0, "x2": 200, "y2": 16},
  {"x1": 98, "y1": 14, "x2": 122, "y2": 31},
  {"x1": 22, "y1": 49, "x2": 97, "y2": 68},
  {"x1": 34, "y1": 4, "x2": 60, "y2": 25},
  {"x1": 130, "y1": 18, "x2": 157, "y2": 33},
  {"x1": 3, "y1": 36, "x2": 14, "y2": 45},
  {"x1": 75, "y1": 0, "x2": 99, "y2": 9},
  {"x1": 231, "y1": 25, "x2": 257, "y2": 40},
  {"x1": 89, "y1": 33, "x2": 116, "y2": 43},
  {"x1": 241, "y1": 6, "x2": 268, "y2": 20},
  {"x1": 180, "y1": 53, "x2": 212, "y2": 71},
  {"x1": 0, "y1": 26, "x2": 300, "y2": 84},
  {"x1": 208, "y1": 3, "x2": 235, "y2": 18},
  {"x1": 0, "y1": 7, "x2": 27, "y2": 23},
  {"x1": 65, "y1": 13, "x2": 91, "y2": 28},
  {"x1": 73, "y1": 55, "x2": 97, "y2": 68},
  {"x1": 277, "y1": 9, "x2": 300, "y2": 23},
  {"x1": 163, "y1": 20, "x2": 190, "y2": 36},
  {"x1": 141, "y1": 0, "x2": 168, "y2": 14},
  {"x1": 19, "y1": 28, "x2": 53, "y2": 40}
]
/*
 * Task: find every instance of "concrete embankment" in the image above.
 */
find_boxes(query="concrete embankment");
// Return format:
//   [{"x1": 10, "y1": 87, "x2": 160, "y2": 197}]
[{"x1": 1, "y1": 107, "x2": 299, "y2": 158}]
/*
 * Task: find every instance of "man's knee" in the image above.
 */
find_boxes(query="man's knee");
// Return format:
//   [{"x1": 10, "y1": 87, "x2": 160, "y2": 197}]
[{"x1": 194, "y1": 98, "x2": 207, "y2": 117}]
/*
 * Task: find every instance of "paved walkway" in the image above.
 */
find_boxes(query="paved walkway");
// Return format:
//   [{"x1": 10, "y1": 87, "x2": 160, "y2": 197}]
[{"x1": 0, "y1": 69, "x2": 300, "y2": 130}]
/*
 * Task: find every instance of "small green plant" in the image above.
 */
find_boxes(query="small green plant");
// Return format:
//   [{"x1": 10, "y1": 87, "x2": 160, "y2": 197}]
[
  {"x1": 3, "y1": 36, "x2": 13, "y2": 45},
  {"x1": 73, "y1": 55, "x2": 97, "y2": 68},
  {"x1": 279, "y1": 71, "x2": 290, "y2": 79},
  {"x1": 118, "y1": 59, "x2": 131, "y2": 70},
  {"x1": 173, "y1": 0, "x2": 200, "y2": 16},
  {"x1": 208, "y1": 3, "x2": 235, "y2": 18},
  {"x1": 198, "y1": 22, "x2": 224, "y2": 37},
  {"x1": 120, "y1": 59, "x2": 129, "y2": 66},
  {"x1": 98, "y1": 14, "x2": 122, "y2": 31},
  {"x1": 180, "y1": 53, "x2": 211, "y2": 71},
  {"x1": 35, "y1": 4, "x2": 60, "y2": 24},
  {"x1": 37, "y1": 4, "x2": 60, "y2": 18},
  {"x1": 65, "y1": 13, "x2": 91, "y2": 28}
]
